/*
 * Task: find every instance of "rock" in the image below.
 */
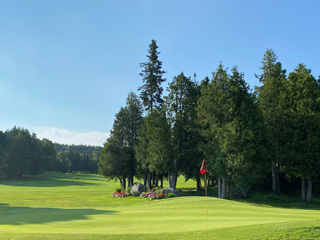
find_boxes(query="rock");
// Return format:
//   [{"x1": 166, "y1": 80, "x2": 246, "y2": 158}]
[
  {"x1": 130, "y1": 183, "x2": 146, "y2": 196},
  {"x1": 230, "y1": 188, "x2": 250, "y2": 198},
  {"x1": 140, "y1": 192, "x2": 151, "y2": 198},
  {"x1": 161, "y1": 188, "x2": 180, "y2": 196}
]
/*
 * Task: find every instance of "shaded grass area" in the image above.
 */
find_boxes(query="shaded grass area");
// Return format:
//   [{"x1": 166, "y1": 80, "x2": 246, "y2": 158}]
[
  {"x1": 0, "y1": 203, "x2": 115, "y2": 225},
  {"x1": 1, "y1": 172, "x2": 320, "y2": 239},
  {"x1": 0, "y1": 172, "x2": 99, "y2": 187},
  {"x1": 234, "y1": 192, "x2": 320, "y2": 210}
]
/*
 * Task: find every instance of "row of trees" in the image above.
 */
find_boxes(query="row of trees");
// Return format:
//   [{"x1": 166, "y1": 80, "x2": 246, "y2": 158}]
[
  {"x1": 0, "y1": 128, "x2": 102, "y2": 179},
  {"x1": 99, "y1": 40, "x2": 320, "y2": 203},
  {"x1": 99, "y1": 41, "x2": 203, "y2": 191},
  {"x1": 0, "y1": 127, "x2": 56, "y2": 179},
  {"x1": 55, "y1": 143, "x2": 101, "y2": 173},
  {"x1": 256, "y1": 50, "x2": 320, "y2": 202}
]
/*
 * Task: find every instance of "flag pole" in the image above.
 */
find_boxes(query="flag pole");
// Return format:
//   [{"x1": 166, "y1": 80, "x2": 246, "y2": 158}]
[
  {"x1": 200, "y1": 159, "x2": 208, "y2": 219},
  {"x1": 205, "y1": 171, "x2": 208, "y2": 219}
]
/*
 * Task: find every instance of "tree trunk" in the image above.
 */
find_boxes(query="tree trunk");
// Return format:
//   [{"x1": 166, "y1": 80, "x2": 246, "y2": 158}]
[
  {"x1": 148, "y1": 171, "x2": 151, "y2": 189},
  {"x1": 272, "y1": 162, "x2": 281, "y2": 194},
  {"x1": 152, "y1": 173, "x2": 156, "y2": 186},
  {"x1": 155, "y1": 178, "x2": 159, "y2": 187},
  {"x1": 173, "y1": 172, "x2": 177, "y2": 190},
  {"x1": 301, "y1": 178, "x2": 307, "y2": 202},
  {"x1": 226, "y1": 178, "x2": 230, "y2": 199},
  {"x1": 196, "y1": 176, "x2": 201, "y2": 191},
  {"x1": 168, "y1": 172, "x2": 177, "y2": 189},
  {"x1": 144, "y1": 173, "x2": 147, "y2": 187},
  {"x1": 168, "y1": 172, "x2": 173, "y2": 188},
  {"x1": 306, "y1": 178, "x2": 312, "y2": 203},
  {"x1": 221, "y1": 177, "x2": 226, "y2": 199},
  {"x1": 218, "y1": 177, "x2": 222, "y2": 198},
  {"x1": 121, "y1": 177, "x2": 126, "y2": 190},
  {"x1": 130, "y1": 157, "x2": 134, "y2": 186},
  {"x1": 129, "y1": 173, "x2": 133, "y2": 186},
  {"x1": 160, "y1": 176, "x2": 163, "y2": 188}
]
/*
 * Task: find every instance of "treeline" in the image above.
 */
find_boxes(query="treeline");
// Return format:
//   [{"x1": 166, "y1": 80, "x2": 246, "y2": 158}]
[
  {"x1": 99, "y1": 40, "x2": 320, "y2": 203},
  {"x1": 0, "y1": 127, "x2": 56, "y2": 179},
  {"x1": 0, "y1": 127, "x2": 102, "y2": 179},
  {"x1": 55, "y1": 143, "x2": 102, "y2": 173}
]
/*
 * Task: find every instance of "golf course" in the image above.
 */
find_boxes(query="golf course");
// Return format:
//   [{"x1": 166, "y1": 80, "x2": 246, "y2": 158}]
[{"x1": 0, "y1": 172, "x2": 320, "y2": 239}]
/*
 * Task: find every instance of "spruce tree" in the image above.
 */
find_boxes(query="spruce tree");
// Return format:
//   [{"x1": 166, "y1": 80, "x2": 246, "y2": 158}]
[
  {"x1": 283, "y1": 64, "x2": 320, "y2": 202},
  {"x1": 256, "y1": 49, "x2": 287, "y2": 195},
  {"x1": 197, "y1": 65, "x2": 270, "y2": 198},
  {"x1": 138, "y1": 39, "x2": 166, "y2": 112},
  {"x1": 166, "y1": 73, "x2": 202, "y2": 189}
]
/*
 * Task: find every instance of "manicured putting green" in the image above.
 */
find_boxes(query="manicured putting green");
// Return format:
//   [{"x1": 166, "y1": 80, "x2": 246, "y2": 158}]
[{"x1": 0, "y1": 173, "x2": 320, "y2": 239}]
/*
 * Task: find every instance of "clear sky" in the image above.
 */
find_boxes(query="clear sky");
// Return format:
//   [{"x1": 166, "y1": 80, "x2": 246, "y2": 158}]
[{"x1": 1, "y1": 0, "x2": 319, "y2": 146}]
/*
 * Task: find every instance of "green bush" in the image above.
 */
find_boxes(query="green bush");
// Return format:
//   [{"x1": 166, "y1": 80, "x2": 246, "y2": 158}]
[
  {"x1": 115, "y1": 187, "x2": 122, "y2": 193},
  {"x1": 127, "y1": 186, "x2": 133, "y2": 195},
  {"x1": 167, "y1": 193, "x2": 175, "y2": 198}
]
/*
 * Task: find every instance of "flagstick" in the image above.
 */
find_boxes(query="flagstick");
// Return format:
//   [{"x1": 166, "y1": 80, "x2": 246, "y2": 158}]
[{"x1": 205, "y1": 171, "x2": 208, "y2": 219}]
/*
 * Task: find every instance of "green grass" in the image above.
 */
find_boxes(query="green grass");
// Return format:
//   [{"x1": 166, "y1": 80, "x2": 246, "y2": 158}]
[{"x1": 1, "y1": 173, "x2": 320, "y2": 239}]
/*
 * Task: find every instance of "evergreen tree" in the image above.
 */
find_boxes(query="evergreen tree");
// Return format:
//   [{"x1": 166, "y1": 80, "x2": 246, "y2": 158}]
[
  {"x1": 123, "y1": 92, "x2": 143, "y2": 185},
  {"x1": 4, "y1": 129, "x2": 33, "y2": 178},
  {"x1": 99, "y1": 136, "x2": 131, "y2": 190},
  {"x1": 135, "y1": 109, "x2": 173, "y2": 188},
  {"x1": 256, "y1": 49, "x2": 287, "y2": 194},
  {"x1": 197, "y1": 65, "x2": 270, "y2": 198},
  {"x1": 283, "y1": 64, "x2": 320, "y2": 202},
  {"x1": 165, "y1": 73, "x2": 202, "y2": 189},
  {"x1": 41, "y1": 138, "x2": 57, "y2": 171},
  {"x1": 99, "y1": 92, "x2": 142, "y2": 189},
  {"x1": 138, "y1": 39, "x2": 166, "y2": 112}
]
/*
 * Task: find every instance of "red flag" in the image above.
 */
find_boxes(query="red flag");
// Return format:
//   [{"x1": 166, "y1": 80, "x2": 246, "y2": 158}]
[{"x1": 200, "y1": 160, "x2": 206, "y2": 175}]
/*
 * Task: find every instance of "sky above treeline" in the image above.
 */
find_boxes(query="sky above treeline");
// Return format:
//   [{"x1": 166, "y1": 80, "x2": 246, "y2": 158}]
[{"x1": 1, "y1": 0, "x2": 319, "y2": 146}]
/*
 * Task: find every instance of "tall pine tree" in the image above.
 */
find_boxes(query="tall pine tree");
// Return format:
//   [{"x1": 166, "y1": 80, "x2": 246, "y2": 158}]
[
  {"x1": 283, "y1": 64, "x2": 320, "y2": 203},
  {"x1": 256, "y1": 49, "x2": 287, "y2": 195},
  {"x1": 138, "y1": 39, "x2": 166, "y2": 112}
]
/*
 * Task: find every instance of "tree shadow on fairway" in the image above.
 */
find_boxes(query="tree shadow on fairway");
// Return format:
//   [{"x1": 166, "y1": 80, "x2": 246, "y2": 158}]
[
  {"x1": 233, "y1": 194, "x2": 320, "y2": 211},
  {"x1": 179, "y1": 187, "x2": 217, "y2": 197},
  {"x1": 0, "y1": 173, "x2": 100, "y2": 187},
  {"x1": 178, "y1": 187, "x2": 320, "y2": 211},
  {"x1": 0, "y1": 203, "x2": 116, "y2": 225}
]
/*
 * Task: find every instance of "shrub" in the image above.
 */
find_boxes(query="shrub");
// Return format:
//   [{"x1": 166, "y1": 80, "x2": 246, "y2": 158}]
[
  {"x1": 167, "y1": 193, "x2": 175, "y2": 198},
  {"x1": 115, "y1": 187, "x2": 122, "y2": 193},
  {"x1": 127, "y1": 186, "x2": 133, "y2": 195}
]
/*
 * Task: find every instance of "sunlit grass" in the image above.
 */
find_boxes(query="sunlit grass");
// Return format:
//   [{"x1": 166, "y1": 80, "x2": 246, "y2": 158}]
[{"x1": 0, "y1": 172, "x2": 320, "y2": 239}]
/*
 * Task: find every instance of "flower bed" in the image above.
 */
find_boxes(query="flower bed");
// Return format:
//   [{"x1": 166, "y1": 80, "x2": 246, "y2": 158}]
[
  {"x1": 111, "y1": 192, "x2": 128, "y2": 197},
  {"x1": 149, "y1": 193, "x2": 166, "y2": 200},
  {"x1": 140, "y1": 192, "x2": 152, "y2": 198}
]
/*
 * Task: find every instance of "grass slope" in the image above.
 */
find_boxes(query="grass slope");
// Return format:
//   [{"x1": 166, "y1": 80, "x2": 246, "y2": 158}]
[{"x1": 0, "y1": 172, "x2": 320, "y2": 239}]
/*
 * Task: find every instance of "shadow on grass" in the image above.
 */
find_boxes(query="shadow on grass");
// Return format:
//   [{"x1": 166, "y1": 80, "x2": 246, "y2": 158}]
[
  {"x1": 0, "y1": 203, "x2": 116, "y2": 225},
  {"x1": 179, "y1": 187, "x2": 217, "y2": 197},
  {"x1": 233, "y1": 193, "x2": 320, "y2": 210},
  {"x1": 178, "y1": 187, "x2": 320, "y2": 210},
  {"x1": 0, "y1": 173, "x2": 101, "y2": 187}
]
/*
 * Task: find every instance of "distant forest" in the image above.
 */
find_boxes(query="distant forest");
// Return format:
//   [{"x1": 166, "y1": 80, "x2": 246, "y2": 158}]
[
  {"x1": 0, "y1": 127, "x2": 102, "y2": 179},
  {"x1": 55, "y1": 143, "x2": 102, "y2": 173},
  {"x1": 98, "y1": 40, "x2": 320, "y2": 203}
]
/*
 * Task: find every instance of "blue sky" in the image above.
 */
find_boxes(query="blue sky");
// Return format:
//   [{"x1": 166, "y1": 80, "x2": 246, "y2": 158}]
[{"x1": 1, "y1": 0, "x2": 319, "y2": 146}]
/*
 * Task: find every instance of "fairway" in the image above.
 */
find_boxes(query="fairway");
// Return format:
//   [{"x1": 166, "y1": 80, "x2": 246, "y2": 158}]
[{"x1": 1, "y1": 173, "x2": 320, "y2": 239}]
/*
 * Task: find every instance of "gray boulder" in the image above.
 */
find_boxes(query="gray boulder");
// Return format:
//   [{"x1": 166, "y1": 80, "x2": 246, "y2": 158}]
[
  {"x1": 130, "y1": 183, "x2": 146, "y2": 196},
  {"x1": 161, "y1": 188, "x2": 180, "y2": 196}
]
